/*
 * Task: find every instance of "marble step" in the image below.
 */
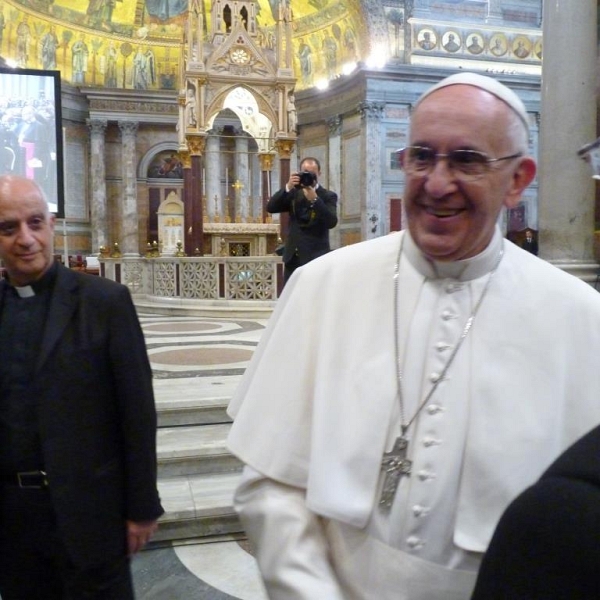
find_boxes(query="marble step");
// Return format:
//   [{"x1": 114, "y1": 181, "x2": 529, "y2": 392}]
[
  {"x1": 154, "y1": 376, "x2": 239, "y2": 427},
  {"x1": 136, "y1": 298, "x2": 276, "y2": 319},
  {"x1": 156, "y1": 396, "x2": 231, "y2": 427},
  {"x1": 157, "y1": 423, "x2": 242, "y2": 477},
  {"x1": 154, "y1": 471, "x2": 244, "y2": 543}
]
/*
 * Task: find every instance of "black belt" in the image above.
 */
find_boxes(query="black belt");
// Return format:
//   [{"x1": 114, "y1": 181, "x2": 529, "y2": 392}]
[{"x1": 0, "y1": 470, "x2": 48, "y2": 489}]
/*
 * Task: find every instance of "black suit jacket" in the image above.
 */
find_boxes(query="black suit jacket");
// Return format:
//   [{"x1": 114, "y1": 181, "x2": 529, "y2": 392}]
[
  {"x1": 0, "y1": 264, "x2": 163, "y2": 568},
  {"x1": 521, "y1": 238, "x2": 538, "y2": 255},
  {"x1": 472, "y1": 424, "x2": 600, "y2": 599},
  {"x1": 267, "y1": 184, "x2": 338, "y2": 265}
]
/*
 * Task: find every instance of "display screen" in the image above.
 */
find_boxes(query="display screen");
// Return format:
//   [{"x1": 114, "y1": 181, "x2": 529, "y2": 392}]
[{"x1": 0, "y1": 67, "x2": 65, "y2": 217}]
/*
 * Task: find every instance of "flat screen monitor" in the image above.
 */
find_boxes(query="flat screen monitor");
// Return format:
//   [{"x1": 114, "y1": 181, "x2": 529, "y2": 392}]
[{"x1": 0, "y1": 67, "x2": 64, "y2": 217}]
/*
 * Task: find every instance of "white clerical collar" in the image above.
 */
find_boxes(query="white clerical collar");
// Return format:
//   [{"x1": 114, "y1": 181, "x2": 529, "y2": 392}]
[
  {"x1": 403, "y1": 226, "x2": 503, "y2": 281},
  {"x1": 14, "y1": 285, "x2": 35, "y2": 298}
]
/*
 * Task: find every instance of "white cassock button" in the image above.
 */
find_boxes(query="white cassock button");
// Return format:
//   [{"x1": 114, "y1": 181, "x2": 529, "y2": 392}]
[
  {"x1": 429, "y1": 372, "x2": 441, "y2": 383},
  {"x1": 406, "y1": 536, "x2": 424, "y2": 550},
  {"x1": 436, "y1": 342, "x2": 450, "y2": 352},
  {"x1": 423, "y1": 437, "x2": 442, "y2": 447},
  {"x1": 445, "y1": 283, "x2": 463, "y2": 293},
  {"x1": 441, "y1": 310, "x2": 455, "y2": 320},
  {"x1": 418, "y1": 469, "x2": 436, "y2": 481},
  {"x1": 412, "y1": 505, "x2": 429, "y2": 517},
  {"x1": 427, "y1": 404, "x2": 443, "y2": 415}
]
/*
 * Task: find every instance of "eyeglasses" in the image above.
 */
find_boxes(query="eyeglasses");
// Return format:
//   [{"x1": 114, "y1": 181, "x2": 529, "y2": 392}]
[{"x1": 399, "y1": 146, "x2": 523, "y2": 182}]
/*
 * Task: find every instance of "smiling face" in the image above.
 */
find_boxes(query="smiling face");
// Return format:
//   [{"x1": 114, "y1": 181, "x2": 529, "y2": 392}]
[
  {"x1": 0, "y1": 176, "x2": 55, "y2": 286},
  {"x1": 403, "y1": 84, "x2": 536, "y2": 261}
]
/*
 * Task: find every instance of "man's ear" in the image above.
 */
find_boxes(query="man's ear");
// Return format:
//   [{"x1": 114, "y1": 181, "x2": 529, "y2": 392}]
[{"x1": 503, "y1": 157, "x2": 537, "y2": 209}]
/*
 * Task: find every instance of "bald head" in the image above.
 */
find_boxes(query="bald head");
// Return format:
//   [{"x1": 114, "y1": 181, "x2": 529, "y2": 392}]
[{"x1": 0, "y1": 175, "x2": 49, "y2": 210}]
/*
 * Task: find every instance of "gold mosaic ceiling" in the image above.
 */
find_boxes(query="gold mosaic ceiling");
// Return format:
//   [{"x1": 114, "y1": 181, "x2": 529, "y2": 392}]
[{"x1": 1, "y1": 0, "x2": 366, "y2": 90}]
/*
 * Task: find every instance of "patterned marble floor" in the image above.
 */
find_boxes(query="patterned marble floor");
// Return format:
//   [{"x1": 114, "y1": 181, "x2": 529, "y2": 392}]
[
  {"x1": 132, "y1": 540, "x2": 267, "y2": 599},
  {"x1": 133, "y1": 312, "x2": 269, "y2": 599}
]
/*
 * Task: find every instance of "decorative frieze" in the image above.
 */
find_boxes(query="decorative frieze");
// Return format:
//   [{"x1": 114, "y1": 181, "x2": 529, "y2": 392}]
[{"x1": 89, "y1": 99, "x2": 178, "y2": 115}]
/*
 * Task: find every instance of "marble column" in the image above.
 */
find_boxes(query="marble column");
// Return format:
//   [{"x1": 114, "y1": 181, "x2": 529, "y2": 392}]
[
  {"x1": 205, "y1": 134, "x2": 220, "y2": 220},
  {"x1": 360, "y1": 101, "x2": 384, "y2": 240},
  {"x1": 118, "y1": 120, "x2": 139, "y2": 256},
  {"x1": 259, "y1": 153, "x2": 274, "y2": 223},
  {"x1": 327, "y1": 116, "x2": 342, "y2": 250},
  {"x1": 186, "y1": 135, "x2": 205, "y2": 255},
  {"x1": 538, "y1": 0, "x2": 597, "y2": 277},
  {"x1": 235, "y1": 135, "x2": 249, "y2": 221},
  {"x1": 251, "y1": 152, "x2": 260, "y2": 220},
  {"x1": 274, "y1": 139, "x2": 295, "y2": 241},
  {"x1": 181, "y1": 150, "x2": 194, "y2": 253},
  {"x1": 87, "y1": 118, "x2": 108, "y2": 254}
]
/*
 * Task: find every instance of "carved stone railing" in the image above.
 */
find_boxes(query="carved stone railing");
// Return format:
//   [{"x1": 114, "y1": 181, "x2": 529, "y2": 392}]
[{"x1": 99, "y1": 256, "x2": 283, "y2": 301}]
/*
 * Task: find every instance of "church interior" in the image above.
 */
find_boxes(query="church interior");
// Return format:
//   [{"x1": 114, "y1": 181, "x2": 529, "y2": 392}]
[{"x1": 1, "y1": 0, "x2": 600, "y2": 596}]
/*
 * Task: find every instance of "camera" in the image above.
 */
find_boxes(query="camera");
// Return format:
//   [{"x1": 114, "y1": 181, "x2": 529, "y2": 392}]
[{"x1": 295, "y1": 171, "x2": 317, "y2": 188}]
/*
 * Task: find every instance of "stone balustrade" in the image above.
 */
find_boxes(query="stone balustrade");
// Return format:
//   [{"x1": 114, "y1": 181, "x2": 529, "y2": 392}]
[{"x1": 99, "y1": 256, "x2": 283, "y2": 301}]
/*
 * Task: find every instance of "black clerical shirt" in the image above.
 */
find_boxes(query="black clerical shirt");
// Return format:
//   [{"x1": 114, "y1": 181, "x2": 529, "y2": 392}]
[{"x1": 0, "y1": 263, "x2": 57, "y2": 474}]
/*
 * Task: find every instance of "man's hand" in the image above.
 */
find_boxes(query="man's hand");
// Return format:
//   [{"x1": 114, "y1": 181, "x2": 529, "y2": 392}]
[
  {"x1": 287, "y1": 172, "x2": 301, "y2": 190},
  {"x1": 302, "y1": 185, "x2": 318, "y2": 203},
  {"x1": 126, "y1": 519, "x2": 158, "y2": 556}
]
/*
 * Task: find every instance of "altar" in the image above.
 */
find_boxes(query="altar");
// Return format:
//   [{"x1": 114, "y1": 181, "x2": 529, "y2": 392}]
[{"x1": 203, "y1": 221, "x2": 280, "y2": 256}]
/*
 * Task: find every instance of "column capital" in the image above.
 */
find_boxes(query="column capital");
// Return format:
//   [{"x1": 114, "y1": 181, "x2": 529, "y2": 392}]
[
  {"x1": 186, "y1": 135, "x2": 206, "y2": 156},
  {"x1": 274, "y1": 138, "x2": 295, "y2": 159},
  {"x1": 327, "y1": 115, "x2": 342, "y2": 136},
  {"x1": 118, "y1": 120, "x2": 139, "y2": 136},
  {"x1": 359, "y1": 101, "x2": 385, "y2": 122},
  {"x1": 179, "y1": 150, "x2": 192, "y2": 169},
  {"x1": 259, "y1": 153, "x2": 275, "y2": 171},
  {"x1": 86, "y1": 118, "x2": 107, "y2": 134}
]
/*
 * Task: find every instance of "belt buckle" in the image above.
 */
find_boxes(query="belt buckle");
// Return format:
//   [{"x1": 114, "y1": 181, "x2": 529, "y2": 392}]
[{"x1": 17, "y1": 470, "x2": 48, "y2": 489}]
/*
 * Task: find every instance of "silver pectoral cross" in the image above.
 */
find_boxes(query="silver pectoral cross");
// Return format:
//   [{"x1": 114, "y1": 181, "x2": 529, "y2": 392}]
[{"x1": 379, "y1": 435, "x2": 412, "y2": 510}]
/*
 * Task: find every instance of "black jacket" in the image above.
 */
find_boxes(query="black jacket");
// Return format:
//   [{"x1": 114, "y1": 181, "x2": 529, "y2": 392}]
[
  {"x1": 472, "y1": 424, "x2": 600, "y2": 599},
  {"x1": 0, "y1": 264, "x2": 163, "y2": 568},
  {"x1": 267, "y1": 184, "x2": 338, "y2": 265}
]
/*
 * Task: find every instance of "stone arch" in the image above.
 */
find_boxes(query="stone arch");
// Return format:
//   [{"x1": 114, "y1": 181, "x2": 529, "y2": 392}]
[
  {"x1": 138, "y1": 141, "x2": 180, "y2": 180},
  {"x1": 206, "y1": 84, "x2": 277, "y2": 137}
]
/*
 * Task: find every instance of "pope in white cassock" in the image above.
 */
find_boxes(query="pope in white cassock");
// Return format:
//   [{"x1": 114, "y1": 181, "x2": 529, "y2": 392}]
[{"x1": 227, "y1": 73, "x2": 600, "y2": 599}]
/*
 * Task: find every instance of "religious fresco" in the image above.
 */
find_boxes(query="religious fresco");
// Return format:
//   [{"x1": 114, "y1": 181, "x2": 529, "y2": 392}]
[
  {"x1": 0, "y1": 0, "x2": 366, "y2": 91},
  {"x1": 0, "y1": 0, "x2": 542, "y2": 92},
  {"x1": 291, "y1": 0, "x2": 363, "y2": 88}
]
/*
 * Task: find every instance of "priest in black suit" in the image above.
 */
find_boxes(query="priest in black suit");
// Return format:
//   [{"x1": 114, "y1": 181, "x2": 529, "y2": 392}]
[
  {"x1": 471, "y1": 423, "x2": 600, "y2": 599},
  {"x1": 0, "y1": 175, "x2": 163, "y2": 599},
  {"x1": 521, "y1": 228, "x2": 538, "y2": 255},
  {"x1": 267, "y1": 156, "x2": 338, "y2": 284}
]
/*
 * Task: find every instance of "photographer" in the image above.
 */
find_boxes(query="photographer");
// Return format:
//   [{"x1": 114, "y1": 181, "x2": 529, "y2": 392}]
[{"x1": 267, "y1": 157, "x2": 338, "y2": 284}]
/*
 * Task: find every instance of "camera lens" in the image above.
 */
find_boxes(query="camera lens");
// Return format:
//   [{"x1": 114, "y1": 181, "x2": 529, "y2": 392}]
[{"x1": 299, "y1": 171, "x2": 315, "y2": 187}]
